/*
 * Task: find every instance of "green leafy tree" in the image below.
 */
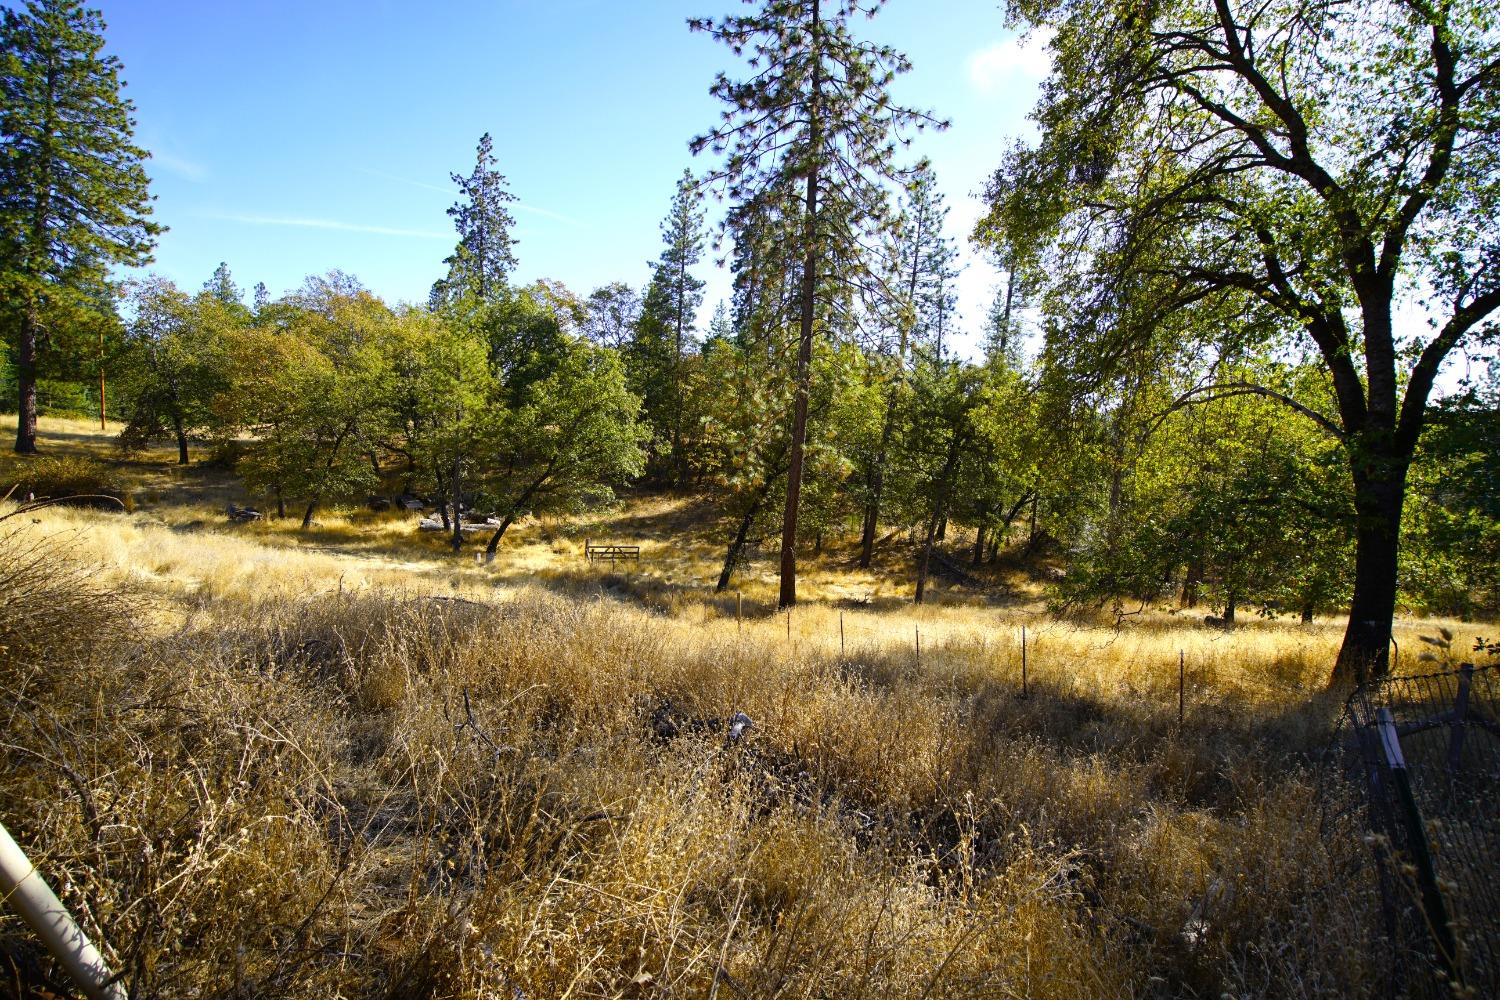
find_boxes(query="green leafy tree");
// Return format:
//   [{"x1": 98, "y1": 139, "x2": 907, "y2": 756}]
[
  {"x1": 983, "y1": 0, "x2": 1500, "y2": 680},
  {"x1": 691, "y1": 0, "x2": 946, "y2": 607},
  {"x1": 1402, "y1": 383, "x2": 1500, "y2": 619},
  {"x1": 582, "y1": 282, "x2": 640, "y2": 350},
  {"x1": 430, "y1": 132, "x2": 518, "y2": 310},
  {"x1": 117, "y1": 277, "x2": 237, "y2": 464},
  {"x1": 479, "y1": 342, "x2": 646, "y2": 561},
  {"x1": 0, "y1": 0, "x2": 161, "y2": 453},
  {"x1": 227, "y1": 282, "x2": 393, "y2": 526}
]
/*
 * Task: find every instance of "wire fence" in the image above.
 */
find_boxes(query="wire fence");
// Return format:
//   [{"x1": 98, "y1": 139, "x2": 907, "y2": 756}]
[{"x1": 1342, "y1": 661, "x2": 1499, "y2": 998}]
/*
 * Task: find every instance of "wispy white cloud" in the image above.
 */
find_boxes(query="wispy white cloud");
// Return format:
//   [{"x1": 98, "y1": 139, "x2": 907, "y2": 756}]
[
  {"x1": 356, "y1": 165, "x2": 451, "y2": 195},
  {"x1": 966, "y1": 28, "x2": 1055, "y2": 97},
  {"x1": 206, "y1": 212, "x2": 448, "y2": 239},
  {"x1": 512, "y1": 202, "x2": 583, "y2": 227},
  {"x1": 149, "y1": 149, "x2": 208, "y2": 182}
]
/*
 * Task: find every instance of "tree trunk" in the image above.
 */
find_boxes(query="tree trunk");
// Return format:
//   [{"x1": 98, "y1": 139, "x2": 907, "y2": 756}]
[
  {"x1": 778, "y1": 0, "x2": 821, "y2": 610},
  {"x1": 275, "y1": 488, "x2": 285, "y2": 519},
  {"x1": 915, "y1": 435, "x2": 962, "y2": 604},
  {"x1": 1333, "y1": 469, "x2": 1405, "y2": 684},
  {"x1": 935, "y1": 513, "x2": 947, "y2": 542},
  {"x1": 449, "y1": 458, "x2": 463, "y2": 554},
  {"x1": 173, "y1": 414, "x2": 189, "y2": 465},
  {"x1": 1301, "y1": 599, "x2": 1315, "y2": 625},
  {"x1": 14, "y1": 306, "x2": 39, "y2": 454},
  {"x1": 301, "y1": 500, "x2": 317, "y2": 530},
  {"x1": 971, "y1": 520, "x2": 986, "y2": 567},
  {"x1": 1222, "y1": 592, "x2": 1236, "y2": 626},
  {"x1": 484, "y1": 473, "x2": 551, "y2": 563},
  {"x1": 717, "y1": 502, "x2": 758, "y2": 593},
  {"x1": 1181, "y1": 558, "x2": 1203, "y2": 609},
  {"x1": 483, "y1": 511, "x2": 518, "y2": 562},
  {"x1": 859, "y1": 391, "x2": 898, "y2": 569}
]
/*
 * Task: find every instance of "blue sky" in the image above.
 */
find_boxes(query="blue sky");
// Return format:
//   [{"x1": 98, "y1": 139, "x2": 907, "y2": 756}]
[{"x1": 97, "y1": 0, "x2": 1050, "y2": 358}]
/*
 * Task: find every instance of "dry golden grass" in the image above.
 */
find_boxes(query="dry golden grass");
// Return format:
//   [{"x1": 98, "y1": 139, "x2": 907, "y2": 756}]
[{"x1": 1, "y1": 416, "x2": 1490, "y2": 997}]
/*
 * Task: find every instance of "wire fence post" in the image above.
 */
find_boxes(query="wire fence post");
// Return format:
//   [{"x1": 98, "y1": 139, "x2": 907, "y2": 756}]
[
  {"x1": 736, "y1": 592, "x2": 742, "y2": 635},
  {"x1": 915, "y1": 627, "x2": 921, "y2": 671},
  {"x1": 839, "y1": 611, "x2": 845, "y2": 656},
  {"x1": 786, "y1": 608, "x2": 791, "y2": 642}
]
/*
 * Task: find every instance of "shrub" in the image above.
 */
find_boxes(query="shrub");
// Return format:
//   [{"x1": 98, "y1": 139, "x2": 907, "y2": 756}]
[{"x1": 6, "y1": 455, "x2": 129, "y2": 510}]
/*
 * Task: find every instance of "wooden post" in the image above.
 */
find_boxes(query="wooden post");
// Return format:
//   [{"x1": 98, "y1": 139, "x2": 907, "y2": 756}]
[
  {"x1": 1178, "y1": 649, "x2": 1185, "y2": 725},
  {"x1": 585, "y1": 537, "x2": 591, "y2": 563},
  {"x1": 1377, "y1": 707, "x2": 1461, "y2": 984},
  {"x1": 1020, "y1": 624, "x2": 1028, "y2": 699},
  {"x1": 839, "y1": 612, "x2": 845, "y2": 656},
  {"x1": 736, "y1": 592, "x2": 743, "y2": 635},
  {"x1": 1447, "y1": 663, "x2": 1474, "y2": 774},
  {"x1": 915, "y1": 627, "x2": 921, "y2": 671},
  {"x1": 786, "y1": 608, "x2": 791, "y2": 641}
]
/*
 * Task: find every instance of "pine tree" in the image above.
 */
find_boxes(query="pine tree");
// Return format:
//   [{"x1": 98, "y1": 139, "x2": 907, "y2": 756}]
[
  {"x1": 203, "y1": 261, "x2": 240, "y2": 306},
  {"x1": 1, "y1": 0, "x2": 161, "y2": 453},
  {"x1": 431, "y1": 132, "x2": 518, "y2": 309},
  {"x1": 252, "y1": 282, "x2": 270, "y2": 314},
  {"x1": 690, "y1": 0, "x2": 945, "y2": 607},
  {"x1": 857, "y1": 163, "x2": 960, "y2": 567},
  {"x1": 631, "y1": 170, "x2": 706, "y2": 484}
]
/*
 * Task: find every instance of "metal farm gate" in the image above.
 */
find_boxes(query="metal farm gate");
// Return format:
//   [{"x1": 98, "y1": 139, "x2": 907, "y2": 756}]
[{"x1": 1345, "y1": 661, "x2": 1498, "y2": 997}]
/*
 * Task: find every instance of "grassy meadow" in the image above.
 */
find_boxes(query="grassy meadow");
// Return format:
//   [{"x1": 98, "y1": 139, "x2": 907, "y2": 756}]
[{"x1": 1, "y1": 415, "x2": 1486, "y2": 997}]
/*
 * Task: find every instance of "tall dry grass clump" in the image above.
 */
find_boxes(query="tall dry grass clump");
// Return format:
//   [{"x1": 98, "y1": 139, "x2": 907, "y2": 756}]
[{"x1": 0, "y1": 516, "x2": 1398, "y2": 997}]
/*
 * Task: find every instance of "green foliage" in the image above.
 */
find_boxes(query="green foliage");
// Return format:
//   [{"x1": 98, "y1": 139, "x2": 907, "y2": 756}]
[
  {"x1": 0, "y1": 0, "x2": 160, "y2": 450},
  {"x1": 1403, "y1": 389, "x2": 1500, "y2": 618},
  {"x1": 479, "y1": 340, "x2": 647, "y2": 551},
  {"x1": 6, "y1": 452, "x2": 125, "y2": 508},
  {"x1": 225, "y1": 281, "x2": 395, "y2": 522},
  {"x1": 627, "y1": 170, "x2": 707, "y2": 483},
  {"x1": 979, "y1": 0, "x2": 1500, "y2": 676},
  {"x1": 479, "y1": 283, "x2": 575, "y2": 405},
  {"x1": 430, "y1": 132, "x2": 518, "y2": 310},
  {"x1": 116, "y1": 277, "x2": 236, "y2": 460}
]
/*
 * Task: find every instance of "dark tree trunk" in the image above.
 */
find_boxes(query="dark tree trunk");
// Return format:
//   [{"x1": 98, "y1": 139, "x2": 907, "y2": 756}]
[
  {"x1": 484, "y1": 473, "x2": 551, "y2": 563},
  {"x1": 275, "y1": 488, "x2": 285, "y2": 519},
  {"x1": 483, "y1": 511, "x2": 519, "y2": 562},
  {"x1": 971, "y1": 521, "x2": 986, "y2": 567},
  {"x1": 1301, "y1": 599, "x2": 1315, "y2": 625},
  {"x1": 368, "y1": 450, "x2": 381, "y2": 478},
  {"x1": 935, "y1": 514, "x2": 947, "y2": 542},
  {"x1": 915, "y1": 435, "x2": 962, "y2": 604},
  {"x1": 778, "y1": 0, "x2": 821, "y2": 610},
  {"x1": 717, "y1": 502, "x2": 758, "y2": 593},
  {"x1": 173, "y1": 414, "x2": 189, "y2": 465},
  {"x1": 1334, "y1": 468, "x2": 1406, "y2": 684},
  {"x1": 301, "y1": 500, "x2": 317, "y2": 530},
  {"x1": 1181, "y1": 558, "x2": 1203, "y2": 609},
  {"x1": 1222, "y1": 592, "x2": 1236, "y2": 625},
  {"x1": 14, "y1": 307, "x2": 39, "y2": 454}
]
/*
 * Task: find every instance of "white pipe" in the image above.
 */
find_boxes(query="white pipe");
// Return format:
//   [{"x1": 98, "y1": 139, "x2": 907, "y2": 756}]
[{"x1": 0, "y1": 821, "x2": 126, "y2": 1000}]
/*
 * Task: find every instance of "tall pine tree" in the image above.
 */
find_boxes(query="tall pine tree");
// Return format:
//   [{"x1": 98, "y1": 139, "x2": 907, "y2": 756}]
[
  {"x1": 630, "y1": 170, "x2": 706, "y2": 484},
  {"x1": 1, "y1": 0, "x2": 160, "y2": 453},
  {"x1": 430, "y1": 132, "x2": 518, "y2": 309},
  {"x1": 690, "y1": 0, "x2": 945, "y2": 607}
]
